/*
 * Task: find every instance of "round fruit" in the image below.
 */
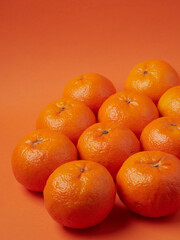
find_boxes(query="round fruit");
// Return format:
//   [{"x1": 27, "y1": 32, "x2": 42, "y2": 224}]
[
  {"x1": 77, "y1": 122, "x2": 141, "y2": 179},
  {"x1": 62, "y1": 73, "x2": 116, "y2": 115},
  {"x1": 36, "y1": 98, "x2": 96, "y2": 144},
  {"x1": 116, "y1": 151, "x2": 180, "y2": 217},
  {"x1": 125, "y1": 60, "x2": 180, "y2": 103},
  {"x1": 140, "y1": 117, "x2": 180, "y2": 159},
  {"x1": 44, "y1": 160, "x2": 116, "y2": 229},
  {"x1": 158, "y1": 86, "x2": 180, "y2": 117},
  {"x1": 98, "y1": 91, "x2": 159, "y2": 137},
  {"x1": 11, "y1": 129, "x2": 78, "y2": 192}
]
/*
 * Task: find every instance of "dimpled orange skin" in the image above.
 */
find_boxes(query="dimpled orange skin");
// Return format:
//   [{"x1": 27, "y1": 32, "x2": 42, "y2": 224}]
[
  {"x1": 140, "y1": 117, "x2": 180, "y2": 159},
  {"x1": 11, "y1": 129, "x2": 78, "y2": 192},
  {"x1": 62, "y1": 73, "x2": 116, "y2": 115},
  {"x1": 125, "y1": 60, "x2": 180, "y2": 104},
  {"x1": 36, "y1": 98, "x2": 96, "y2": 144},
  {"x1": 158, "y1": 86, "x2": 180, "y2": 117},
  {"x1": 98, "y1": 91, "x2": 159, "y2": 137},
  {"x1": 77, "y1": 122, "x2": 141, "y2": 179},
  {"x1": 43, "y1": 160, "x2": 116, "y2": 229},
  {"x1": 116, "y1": 151, "x2": 180, "y2": 217}
]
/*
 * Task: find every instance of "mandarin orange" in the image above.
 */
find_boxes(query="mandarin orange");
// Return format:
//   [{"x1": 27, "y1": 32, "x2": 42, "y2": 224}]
[
  {"x1": 125, "y1": 60, "x2": 180, "y2": 103},
  {"x1": 158, "y1": 85, "x2": 180, "y2": 117},
  {"x1": 98, "y1": 91, "x2": 159, "y2": 137},
  {"x1": 140, "y1": 117, "x2": 180, "y2": 159},
  {"x1": 44, "y1": 160, "x2": 116, "y2": 229},
  {"x1": 36, "y1": 98, "x2": 96, "y2": 144},
  {"x1": 12, "y1": 129, "x2": 77, "y2": 191},
  {"x1": 116, "y1": 151, "x2": 180, "y2": 217},
  {"x1": 62, "y1": 73, "x2": 116, "y2": 115},
  {"x1": 77, "y1": 121, "x2": 141, "y2": 179}
]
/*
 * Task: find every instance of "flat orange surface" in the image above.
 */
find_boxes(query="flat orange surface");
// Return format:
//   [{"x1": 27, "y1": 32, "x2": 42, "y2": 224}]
[{"x1": 1, "y1": 1, "x2": 180, "y2": 240}]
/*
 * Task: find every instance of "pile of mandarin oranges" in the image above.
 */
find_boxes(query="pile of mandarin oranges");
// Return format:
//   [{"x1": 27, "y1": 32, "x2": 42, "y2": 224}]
[{"x1": 12, "y1": 60, "x2": 180, "y2": 229}]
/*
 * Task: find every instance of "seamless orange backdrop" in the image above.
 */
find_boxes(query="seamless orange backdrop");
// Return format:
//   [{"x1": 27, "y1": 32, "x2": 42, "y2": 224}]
[{"x1": 0, "y1": 0, "x2": 180, "y2": 240}]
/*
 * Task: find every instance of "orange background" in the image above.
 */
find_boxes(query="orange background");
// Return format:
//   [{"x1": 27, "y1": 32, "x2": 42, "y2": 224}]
[{"x1": 1, "y1": 0, "x2": 180, "y2": 239}]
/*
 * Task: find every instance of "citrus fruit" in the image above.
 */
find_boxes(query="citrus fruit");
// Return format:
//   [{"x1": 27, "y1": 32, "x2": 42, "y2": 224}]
[
  {"x1": 158, "y1": 85, "x2": 180, "y2": 117},
  {"x1": 116, "y1": 151, "x2": 180, "y2": 217},
  {"x1": 140, "y1": 117, "x2": 180, "y2": 159},
  {"x1": 98, "y1": 91, "x2": 159, "y2": 137},
  {"x1": 125, "y1": 60, "x2": 180, "y2": 103},
  {"x1": 62, "y1": 73, "x2": 116, "y2": 115},
  {"x1": 36, "y1": 98, "x2": 96, "y2": 144},
  {"x1": 44, "y1": 160, "x2": 116, "y2": 229},
  {"x1": 77, "y1": 121, "x2": 141, "y2": 179},
  {"x1": 11, "y1": 129, "x2": 78, "y2": 192}
]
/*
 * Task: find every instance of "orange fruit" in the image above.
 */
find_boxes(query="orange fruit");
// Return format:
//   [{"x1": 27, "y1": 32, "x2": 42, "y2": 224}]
[
  {"x1": 11, "y1": 129, "x2": 78, "y2": 192},
  {"x1": 98, "y1": 91, "x2": 159, "y2": 137},
  {"x1": 62, "y1": 73, "x2": 116, "y2": 115},
  {"x1": 116, "y1": 151, "x2": 180, "y2": 217},
  {"x1": 158, "y1": 85, "x2": 180, "y2": 117},
  {"x1": 44, "y1": 160, "x2": 116, "y2": 229},
  {"x1": 77, "y1": 121, "x2": 141, "y2": 179},
  {"x1": 140, "y1": 117, "x2": 180, "y2": 159},
  {"x1": 125, "y1": 60, "x2": 180, "y2": 103},
  {"x1": 36, "y1": 98, "x2": 96, "y2": 144}
]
